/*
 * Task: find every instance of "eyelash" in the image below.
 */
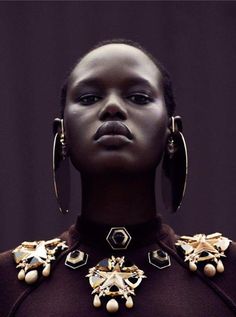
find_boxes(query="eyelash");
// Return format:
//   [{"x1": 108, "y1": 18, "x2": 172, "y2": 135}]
[
  {"x1": 77, "y1": 93, "x2": 153, "y2": 106},
  {"x1": 77, "y1": 94, "x2": 102, "y2": 105},
  {"x1": 127, "y1": 93, "x2": 153, "y2": 105}
]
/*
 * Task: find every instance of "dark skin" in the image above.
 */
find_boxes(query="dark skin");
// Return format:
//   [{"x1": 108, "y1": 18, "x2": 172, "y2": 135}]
[{"x1": 64, "y1": 44, "x2": 169, "y2": 225}]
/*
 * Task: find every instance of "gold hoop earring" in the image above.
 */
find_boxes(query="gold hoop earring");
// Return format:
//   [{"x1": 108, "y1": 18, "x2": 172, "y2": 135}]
[
  {"x1": 161, "y1": 116, "x2": 188, "y2": 212},
  {"x1": 52, "y1": 118, "x2": 70, "y2": 214}
]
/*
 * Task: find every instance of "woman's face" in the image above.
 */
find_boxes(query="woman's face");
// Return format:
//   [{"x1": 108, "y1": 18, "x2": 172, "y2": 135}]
[{"x1": 64, "y1": 44, "x2": 169, "y2": 174}]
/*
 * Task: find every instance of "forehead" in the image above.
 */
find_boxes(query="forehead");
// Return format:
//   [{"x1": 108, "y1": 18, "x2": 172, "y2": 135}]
[{"x1": 69, "y1": 44, "x2": 162, "y2": 90}]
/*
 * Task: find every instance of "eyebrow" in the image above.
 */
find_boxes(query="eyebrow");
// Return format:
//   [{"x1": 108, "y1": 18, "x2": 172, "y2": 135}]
[
  {"x1": 71, "y1": 76, "x2": 159, "y2": 94},
  {"x1": 71, "y1": 78, "x2": 104, "y2": 92},
  {"x1": 122, "y1": 77, "x2": 158, "y2": 92}
]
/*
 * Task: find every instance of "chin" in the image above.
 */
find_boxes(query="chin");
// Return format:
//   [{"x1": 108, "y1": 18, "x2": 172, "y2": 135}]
[
  {"x1": 75, "y1": 160, "x2": 159, "y2": 177},
  {"x1": 69, "y1": 146, "x2": 163, "y2": 175}
]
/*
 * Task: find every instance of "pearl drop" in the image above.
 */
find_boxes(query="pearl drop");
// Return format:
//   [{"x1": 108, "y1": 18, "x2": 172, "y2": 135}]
[
  {"x1": 93, "y1": 294, "x2": 101, "y2": 308},
  {"x1": 42, "y1": 264, "x2": 51, "y2": 277},
  {"x1": 125, "y1": 296, "x2": 133, "y2": 309},
  {"x1": 204, "y1": 264, "x2": 216, "y2": 277},
  {"x1": 25, "y1": 270, "x2": 38, "y2": 284},
  {"x1": 216, "y1": 260, "x2": 224, "y2": 273},
  {"x1": 189, "y1": 261, "x2": 197, "y2": 272},
  {"x1": 217, "y1": 237, "x2": 230, "y2": 251},
  {"x1": 106, "y1": 298, "x2": 119, "y2": 313},
  {"x1": 18, "y1": 269, "x2": 25, "y2": 281}
]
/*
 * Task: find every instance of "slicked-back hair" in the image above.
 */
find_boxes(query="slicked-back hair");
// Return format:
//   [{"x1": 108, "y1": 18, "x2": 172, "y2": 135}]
[{"x1": 59, "y1": 39, "x2": 176, "y2": 117}]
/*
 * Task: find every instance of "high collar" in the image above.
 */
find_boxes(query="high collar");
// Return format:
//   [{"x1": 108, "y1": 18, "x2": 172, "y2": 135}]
[{"x1": 64, "y1": 214, "x2": 176, "y2": 251}]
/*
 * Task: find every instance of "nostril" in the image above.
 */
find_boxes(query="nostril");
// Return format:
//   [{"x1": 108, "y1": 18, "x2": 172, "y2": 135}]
[
  {"x1": 99, "y1": 102, "x2": 127, "y2": 121},
  {"x1": 101, "y1": 111, "x2": 126, "y2": 121}
]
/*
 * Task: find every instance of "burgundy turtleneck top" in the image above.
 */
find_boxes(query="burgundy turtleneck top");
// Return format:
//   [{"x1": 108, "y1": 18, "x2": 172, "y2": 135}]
[{"x1": 1, "y1": 216, "x2": 236, "y2": 317}]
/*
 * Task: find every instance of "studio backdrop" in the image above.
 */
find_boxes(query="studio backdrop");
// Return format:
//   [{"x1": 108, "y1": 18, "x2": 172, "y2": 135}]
[{"x1": 0, "y1": 1, "x2": 236, "y2": 251}]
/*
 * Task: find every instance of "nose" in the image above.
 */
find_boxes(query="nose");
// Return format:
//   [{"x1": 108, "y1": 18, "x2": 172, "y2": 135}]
[{"x1": 98, "y1": 93, "x2": 128, "y2": 121}]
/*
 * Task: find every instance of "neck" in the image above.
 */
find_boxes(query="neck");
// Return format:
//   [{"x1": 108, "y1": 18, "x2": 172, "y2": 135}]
[{"x1": 80, "y1": 171, "x2": 157, "y2": 225}]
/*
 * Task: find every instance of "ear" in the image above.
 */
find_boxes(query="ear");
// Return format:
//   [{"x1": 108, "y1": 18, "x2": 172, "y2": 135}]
[{"x1": 53, "y1": 118, "x2": 62, "y2": 135}]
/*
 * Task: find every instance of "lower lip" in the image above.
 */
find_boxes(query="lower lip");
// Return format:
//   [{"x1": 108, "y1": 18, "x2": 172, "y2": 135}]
[{"x1": 95, "y1": 135, "x2": 132, "y2": 147}]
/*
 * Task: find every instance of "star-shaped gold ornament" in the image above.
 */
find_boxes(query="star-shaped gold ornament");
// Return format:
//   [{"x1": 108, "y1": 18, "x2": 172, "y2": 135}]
[
  {"x1": 12, "y1": 238, "x2": 68, "y2": 284},
  {"x1": 87, "y1": 256, "x2": 146, "y2": 313},
  {"x1": 176, "y1": 232, "x2": 231, "y2": 277}
]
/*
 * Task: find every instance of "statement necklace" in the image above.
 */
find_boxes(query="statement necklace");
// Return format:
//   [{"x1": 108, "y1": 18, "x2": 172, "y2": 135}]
[
  {"x1": 12, "y1": 218, "x2": 231, "y2": 314},
  {"x1": 176, "y1": 232, "x2": 231, "y2": 277},
  {"x1": 65, "y1": 226, "x2": 170, "y2": 313},
  {"x1": 87, "y1": 255, "x2": 146, "y2": 313}
]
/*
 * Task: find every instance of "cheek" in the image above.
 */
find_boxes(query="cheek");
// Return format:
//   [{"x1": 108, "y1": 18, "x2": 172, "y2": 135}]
[
  {"x1": 145, "y1": 126, "x2": 167, "y2": 166},
  {"x1": 136, "y1": 107, "x2": 168, "y2": 167},
  {"x1": 64, "y1": 107, "x2": 90, "y2": 168},
  {"x1": 64, "y1": 104, "x2": 95, "y2": 144}
]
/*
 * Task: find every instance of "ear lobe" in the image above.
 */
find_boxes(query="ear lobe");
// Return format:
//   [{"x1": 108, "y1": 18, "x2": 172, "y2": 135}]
[
  {"x1": 53, "y1": 118, "x2": 62, "y2": 135},
  {"x1": 168, "y1": 116, "x2": 183, "y2": 132}
]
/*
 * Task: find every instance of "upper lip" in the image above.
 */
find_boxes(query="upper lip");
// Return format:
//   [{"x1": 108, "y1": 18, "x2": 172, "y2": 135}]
[{"x1": 94, "y1": 121, "x2": 133, "y2": 140}]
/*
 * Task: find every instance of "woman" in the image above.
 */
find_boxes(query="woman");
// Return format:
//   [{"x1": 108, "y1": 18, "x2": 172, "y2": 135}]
[{"x1": 1, "y1": 39, "x2": 236, "y2": 316}]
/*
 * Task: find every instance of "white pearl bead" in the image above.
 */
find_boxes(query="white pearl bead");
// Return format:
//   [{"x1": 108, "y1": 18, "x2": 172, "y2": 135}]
[
  {"x1": 216, "y1": 260, "x2": 224, "y2": 273},
  {"x1": 106, "y1": 299, "x2": 119, "y2": 313},
  {"x1": 204, "y1": 264, "x2": 216, "y2": 277},
  {"x1": 42, "y1": 264, "x2": 51, "y2": 277},
  {"x1": 189, "y1": 261, "x2": 197, "y2": 272},
  {"x1": 25, "y1": 270, "x2": 38, "y2": 284},
  {"x1": 18, "y1": 269, "x2": 25, "y2": 281},
  {"x1": 125, "y1": 296, "x2": 133, "y2": 309},
  {"x1": 93, "y1": 294, "x2": 101, "y2": 308}
]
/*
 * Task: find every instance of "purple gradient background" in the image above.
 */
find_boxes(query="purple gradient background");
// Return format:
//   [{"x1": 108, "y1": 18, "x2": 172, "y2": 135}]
[{"x1": 0, "y1": 2, "x2": 236, "y2": 251}]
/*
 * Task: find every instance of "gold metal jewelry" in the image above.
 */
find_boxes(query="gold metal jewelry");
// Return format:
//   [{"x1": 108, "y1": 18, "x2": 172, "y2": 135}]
[
  {"x1": 59, "y1": 119, "x2": 67, "y2": 160},
  {"x1": 12, "y1": 238, "x2": 68, "y2": 284},
  {"x1": 161, "y1": 116, "x2": 188, "y2": 213},
  {"x1": 53, "y1": 118, "x2": 70, "y2": 214},
  {"x1": 176, "y1": 232, "x2": 231, "y2": 277},
  {"x1": 86, "y1": 256, "x2": 146, "y2": 313},
  {"x1": 106, "y1": 227, "x2": 131, "y2": 250},
  {"x1": 148, "y1": 249, "x2": 171, "y2": 269},
  {"x1": 65, "y1": 250, "x2": 88, "y2": 269}
]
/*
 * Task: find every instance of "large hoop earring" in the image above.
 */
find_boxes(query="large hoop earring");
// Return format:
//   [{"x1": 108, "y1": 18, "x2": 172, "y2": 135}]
[
  {"x1": 161, "y1": 116, "x2": 188, "y2": 212},
  {"x1": 52, "y1": 118, "x2": 70, "y2": 214}
]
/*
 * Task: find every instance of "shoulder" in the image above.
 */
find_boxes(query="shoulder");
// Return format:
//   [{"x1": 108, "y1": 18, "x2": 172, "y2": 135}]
[
  {"x1": 175, "y1": 232, "x2": 236, "y2": 301},
  {"x1": 227, "y1": 239, "x2": 236, "y2": 258},
  {"x1": 222, "y1": 239, "x2": 236, "y2": 280},
  {"x1": 0, "y1": 248, "x2": 28, "y2": 317},
  {"x1": 0, "y1": 236, "x2": 69, "y2": 317},
  {"x1": 175, "y1": 232, "x2": 235, "y2": 271},
  {"x1": 0, "y1": 248, "x2": 19, "y2": 283},
  {"x1": 0, "y1": 248, "x2": 14, "y2": 266},
  {"x1": 0, "y1": 247, "x2": 22, "y2": 281}
]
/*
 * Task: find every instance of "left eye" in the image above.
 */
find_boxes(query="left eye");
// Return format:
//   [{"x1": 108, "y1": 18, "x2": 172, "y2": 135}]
[
  {"x1": 127, "y1": 93, "x2": 153, "y2": 105},
  {"x1": 77, "y1": 94, "x2": 101, "y2": 105}
]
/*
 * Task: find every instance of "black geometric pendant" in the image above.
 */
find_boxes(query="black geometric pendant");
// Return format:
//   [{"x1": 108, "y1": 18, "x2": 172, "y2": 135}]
[
  {"x1": 65, "y1": 250, "x2": 88, "y2": 269},
  {"x1": 106, "y1": 227, "x2": 131, "y2": 250},
  {"x1": 148, "y1": 249, "x2": 171, "y2": 269}
]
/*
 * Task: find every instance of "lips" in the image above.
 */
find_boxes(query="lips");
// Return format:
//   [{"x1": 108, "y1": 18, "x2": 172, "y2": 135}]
[{"x1": 94, "y1": 121, "x2": 133, "y2": 141}]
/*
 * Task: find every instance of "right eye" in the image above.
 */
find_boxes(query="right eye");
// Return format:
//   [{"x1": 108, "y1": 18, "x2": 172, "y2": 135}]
[
  {"x1": 127, "y1": 93, "x2": 153, "y2": 105},
  {"x1": 77, "y1": 94, "x2": 101, "y2": 105}
]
